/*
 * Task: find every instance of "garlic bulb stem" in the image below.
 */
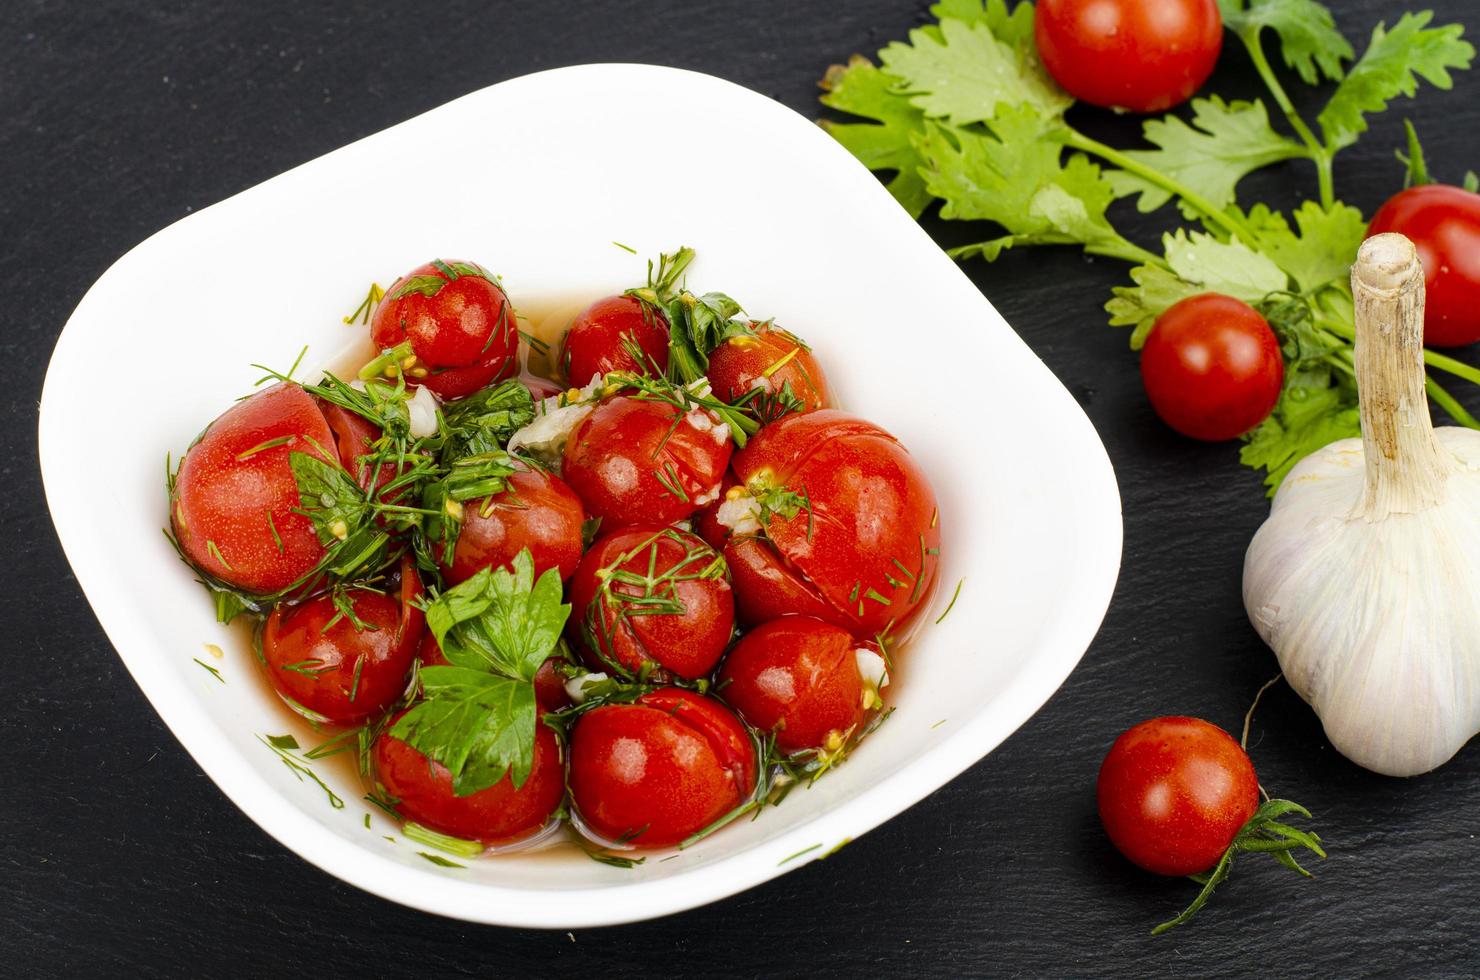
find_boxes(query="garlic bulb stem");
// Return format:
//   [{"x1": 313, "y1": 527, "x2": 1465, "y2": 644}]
[{"x1": 1352, "y1": 233, "x2": 1452, "y2": 519}]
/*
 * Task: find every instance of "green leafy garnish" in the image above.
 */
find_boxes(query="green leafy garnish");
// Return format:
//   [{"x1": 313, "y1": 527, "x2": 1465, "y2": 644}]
[{"x1": 1217, "y1": 0, "x2": 1354, "y2": 85}]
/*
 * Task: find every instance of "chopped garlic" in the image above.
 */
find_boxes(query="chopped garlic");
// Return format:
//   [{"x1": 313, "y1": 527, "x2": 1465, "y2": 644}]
[
  {"x1": 564, "y1": 672, "x2": 609, "y2": 704},
  {"x1": 855, "y1": 648, "x2": 889, "y2": 709},
  {"x1": 716, "y1": 493, "x2": 762, "y2": 535},
  {"x1": 507, "y1": 375, "x2": 604, "y2": 465},
  {"x1": 685, "y1": 407, "x2": 732, "y2": 447},
  {"x1": 406, "y1": 384, "x2": 440, "y2": 438}
]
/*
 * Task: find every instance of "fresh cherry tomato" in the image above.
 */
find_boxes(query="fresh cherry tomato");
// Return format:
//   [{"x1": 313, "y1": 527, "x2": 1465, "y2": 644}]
[
  {"x1": 562, "y1": 394, "x2": 732, "y2": 528},
  {"x1": 727, "y1": 410, "x2": 941, "y2": 635},
  {"x1": 561, "y1": 294, "x2": 670, "y2": 386},
  {"x1": 718, "y1": 616, "x2": 884, "y2": 754},
  {"x1": 170, "y1": 382, "x2": 335, "y2": 595},
  {"x1": 370, "y1": 260, "x2": 518, "y2": 400},
  {"x1": 1368, "y1": 185, "x2": 1480, "y2": 346},
  {"x1": 568, "y1": 525, "x2": 734, "y2": 680},
  {"x1": 440, "y1": 460, "x2": 586, "y2": 585},
  {"x1": 1140, "y1": 294, "x2": 1283, "y2": 441},
  {"x1": 1034, "y1": 0, "x2": 1223, "y2": 112},
  {"x1": 1098, "y1": 716, "x2": 1259, "y2": 876},
  {"x1": 705, "y1": 322, "x2": 830, "y2": 424},
  {"x1": 260, "y1": 557, "x2": 424, "y2": 725},
  {"x1": 416, "y1": 632, "x2": 573, "y2": 712},
  {"x1": 373, "y1": 711, "x2": 566, "y2": 845},
  {"x1": 569, "y1": 688, "x2": 756, "y2": 848}
]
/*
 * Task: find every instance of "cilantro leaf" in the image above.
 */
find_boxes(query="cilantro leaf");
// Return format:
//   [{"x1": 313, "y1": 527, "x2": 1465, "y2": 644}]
[
  {"x1": 290, "y1": 450, "x2": 372, "y2": 546},
  {"x1": 927, "y1": 0, "x2": 1034, "y2": 44},
  {"x1": 1240, "y1": 365, "x2": 1360, "y2": 491},
  {"x1": 1105, "y1": 97, "x2": 1306, "y2": 218},
  {"x1": 879, "y1": 17, "x2": 1071, "y2": 128},
  {"x1": 1396, "y1": 118, "x2": 1431, "y2": 187},
  {"x1": 1252, "y1": 200, "x2": 1367, "y2": 293},
  {"x1": 440, "y1": 379, "x2": 536, "y2": 457},
  {"x1": 819, "y1": 57, "x2": 932, "y2": 217},
  {"x1": 1217, "y1": 0, "x2": 1354, "y2": 84},
  {"x1": 1106, "y1": 230, "x2": 1289, "y2": 346},
  {"x1": 426, "y1": 549, "x2": 570, "y2": 682},
  {"x1": 1317, "y1": 12, "x2": 1474, "y2": 152},
  {"x1": 389, "y1": 667, "x2": 537, "y2": 793},
  {"x1": 917, "y1": 110, "x2": 1125, "y2": 261}
]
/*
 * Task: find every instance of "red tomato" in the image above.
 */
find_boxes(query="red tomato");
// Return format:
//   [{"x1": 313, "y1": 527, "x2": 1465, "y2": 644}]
[
  {"x1": 1035, "y1": 0, "x2": 1223, "y2": 113},
  {"x1": 370, "y1": 260, "x2": 518, "y2": 399},
  {"x1": 440, "y1": 461, "x2": 587, "y2": 585},
  {"x1": 1140, "y1": 294, "x2": 1283, "y2": 441},
  {"x1": 568, "y1": 525, "x2": 734, "y2": 680},
  {"x1": 718, "y1": 617, "x2": 881, "y2": 754},
  {"x1": 373, "y1": 713, "x2": 566, "y2": 845},
  {"x1": 561, "y1": 294, "x2": 670, "y2": 386},
  {"x1": 728, "y1": 410, "x2": 940, "y2": 635},
  {"x1": 260, "y1": 557, "x2": 425, "y2": 725},
  {"x1": 1368, "y1": 185, "x2": 1480, "y2": 346},
  {"x1": 1097, "y1": 716, "x2": 1259, "y2": 876},
  {"x1": 706, "y1": 323, "x2": 829, "y2": 424},
  {"x1": 416, "y1": 631, "x2": 573, "y2": 712},
  {"x1": 562, "y1": 395, "x2": 732, "y2": 528},
  {"x1": 569, "y1": 688, "x2": 756, "y2": 848},
  {"x1": 170, "y1": 383, "x2": 334, "y2": 595}
]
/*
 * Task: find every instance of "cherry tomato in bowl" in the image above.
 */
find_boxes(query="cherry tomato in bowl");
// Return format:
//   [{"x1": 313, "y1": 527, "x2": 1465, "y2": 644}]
[
  {"x1": 1368, "y1": 184, "x2": 1480, "y2": 347},
  {"x1": 569, "y1": 688, "x2": 756, "y2": 849},
  {"x1": 561, "y1": 294, "x2": 670, "y2": 386},
  {"x1": 1140, "y1": 294, "x2": 1283, "y2": 441},
  {"x1": 260, "y1": 557, "x2": 425, "y2": 725},
  {"x1": 169, "y1": 382, "x2": 336, "y2": 596},
  {"x1": 1034, "y1": 0, "x2": 1223, "y2": 113},
  {"x1": 726, "y1": 410, "x2": 941, "y2": 635},
  {"x1": 439, "y1": 460, "x2": 586, "y2": 586},
  {"x1": 370, "y1": 260, "x2": 518, "y2": 399},
  {"x1": 718, "y1": 616, "x2": 888, "y2": 754},
  {"x1": 705, "y1": 322, "x2": 829, "y2": 424},
  {"x1": 373, "y1": 711, "x2": 567, "y2": 846},
  {"x1": 1097, "y1": 716, "x2": 1259, "y2": 876},
  {"x1": 568, "y1": 524, "x2": 734, "y2": 680}
]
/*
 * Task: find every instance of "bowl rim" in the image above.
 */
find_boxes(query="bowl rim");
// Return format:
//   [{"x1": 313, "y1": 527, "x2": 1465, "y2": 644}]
[{"x1": 37, "y1": 62, "x2": 1123, "y2": 927}]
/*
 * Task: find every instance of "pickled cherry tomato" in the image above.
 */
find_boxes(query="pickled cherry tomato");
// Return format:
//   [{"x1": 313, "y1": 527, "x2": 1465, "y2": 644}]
[
  {"x1": 440, "y1": 460, "x2": 586, "y2": 586},
  {"x1": 706, "y1": 323, "x2": 829, "y2": 424},
  {"x1": 561, "y1": 294, "x2": 670, "y2": 386},
  {"x1": 562, "y1": 395, "x2": 732, "y2": 528},
  {"x1": 568, "y1": 525, "x2": 733, "y2": 680},
  {"x1": 260, "y1": 558, "x2": 425, "y2": 725},
  {"x1": 569, "y1": 688, "x2": 756, "y2": 848}
]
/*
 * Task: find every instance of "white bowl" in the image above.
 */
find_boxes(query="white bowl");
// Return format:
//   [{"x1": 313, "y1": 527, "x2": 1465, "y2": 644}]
[{"x1": 38, "y1": 64, "x2": 1121, "y2": 927}]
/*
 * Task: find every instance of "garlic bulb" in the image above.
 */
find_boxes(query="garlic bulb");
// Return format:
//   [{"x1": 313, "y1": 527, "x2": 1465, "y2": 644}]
[{"x1": 1243, "y1": 233, "x2": 1480, "y2": 777}]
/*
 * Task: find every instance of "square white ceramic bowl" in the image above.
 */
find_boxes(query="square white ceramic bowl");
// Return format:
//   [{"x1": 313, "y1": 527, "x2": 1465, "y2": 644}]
[{"x1": 38, "y1": 64, "x2": 1121, "y2": 927}]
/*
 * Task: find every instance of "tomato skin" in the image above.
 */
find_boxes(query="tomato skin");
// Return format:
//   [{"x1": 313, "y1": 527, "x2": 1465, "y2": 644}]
[
  {"x1": 261, "y1": 558, "x2": 425, "y2": 725},
  {"x1": 416, "y1": 631, "x2": 573, "y2": 712},
  {"x1": 374, "y1": 713, "x2": 566, "y2": 845},
  {"x1": 170, "y1": 383, "x2": 333, "y2": 595},
  {"x1": 1368, "y1": 185, "x2": 1480, "y2": 347},
  {"x1": 569, "y1": 688, "x2": 756, "y2": 848},
  {"x1": 440, "y1": 461, "x2": 587, "y2": 585},
  {"x1": 370, "y1": 261, "x2": 518, "y2": 400},
  {"x1": 568, "y1": 525, "x2": 734, "y2": 680},
  {"x1": 1035, "y1": 0, "x2": 1223, "y2": 113},
  {"x1": 730, "y1": 410, "x2": 941, "y2": 635},
  {"x1": 562, "y1": 395, "x2": 732, "y2": 528},
  {"x1": 1140, "y1": 294, "x2": 1284, "y2": 441},
  {"x1": 561, "y1": 294, "x2": 670, "y2": 386},
  {"x1": 1097, "y1": 716, "x2": 1259, "y2": 876},
  {"x1": 718, "y1": 617, "x2": 871, "y2": 754},
  {"x1": 705, "y1": 323, "x2": 829, "y2": 423},
  {"x1": 723, "y1": 535, "x2": 850, "y2": 629}
]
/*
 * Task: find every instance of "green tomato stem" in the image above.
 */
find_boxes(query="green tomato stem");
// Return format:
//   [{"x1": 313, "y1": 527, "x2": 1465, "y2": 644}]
[
  {"x1": 1238, "y1": 27, "x2": 1335, "y2": 209},
  {"x1": 1062, "y1": 130, "x2": 1260, "y2": 248}
]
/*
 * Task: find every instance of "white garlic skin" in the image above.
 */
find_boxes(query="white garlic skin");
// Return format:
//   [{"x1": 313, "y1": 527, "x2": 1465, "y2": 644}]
[{"x1": 1245, "y1": 421, "x2": 1480, "y2": 778}]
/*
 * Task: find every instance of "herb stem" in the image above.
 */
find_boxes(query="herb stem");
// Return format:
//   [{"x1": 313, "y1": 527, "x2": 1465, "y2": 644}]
[
  {"x1": 1238, "y1": 27, "x2": 1334, "y2": 208},
  {"x1": 1425, "y1": 376, "x2": 1480, "y2": 430},
  {"x1": 1086, "y1": 237, "x2": 1170, "y2": 269},
  {"x1": 1063, "y1": 129, "x2": 1259, "y2": 247}
]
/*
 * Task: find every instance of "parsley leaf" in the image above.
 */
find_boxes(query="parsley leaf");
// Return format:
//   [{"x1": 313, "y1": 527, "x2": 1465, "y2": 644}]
[
  {"x1": 1396, "y1": 118, "x2": 1432, "y2": 187},
  {"x1": 1240, "y1": 365, "x2": 1360, "y2": 491},
  {"x1": 426, "y1": 549, "x2": 570, "y2": 682},
  {"x1": 879, "y1": 16, "x2": 1070, "y2": 127},
  {"x1": 927, "y1": 0, "x2": 1035, "y2": 45},
  {"x1": 1251, "y1": 200, "x2": 1367, "y2": 293},
  {"x1": 819, "y1": 57, "x2": 932, "y2": 217},
  {"x1": 1106, "y1": 97, "x2": 1306, "y2": 218},
  {"x1": 1217, "y1": 0, "x2": 1354, "y2": 84},
  {"x1": 290, "y1": 450, "x2": 372, "y2": 545},
  {"x1": 917, "y1": 109, "x2": 1131, "y2": 262},
  {"x1": 389, "y1": 667, "x2": 537, "y2": 793},
  {"x1": 439, "y1": 380, "x2": 536, "y2": 457},
  {"x1": 1317, "y1": 12, "x2": 1474, "y2": 151},
  {"x1": 1106, "y1": 230, "x2": 1289, "y2": 346}
]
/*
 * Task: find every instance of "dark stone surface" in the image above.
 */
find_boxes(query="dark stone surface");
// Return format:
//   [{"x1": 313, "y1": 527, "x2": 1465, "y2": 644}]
[{"x1": 6, "y1": 1, "x2": 1477, "y2": 975}]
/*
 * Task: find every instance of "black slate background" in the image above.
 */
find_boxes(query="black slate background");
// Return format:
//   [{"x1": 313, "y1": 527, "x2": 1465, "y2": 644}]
[{"x1": 6, "y1": 1, "x2": 1479, "y2": 976}]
